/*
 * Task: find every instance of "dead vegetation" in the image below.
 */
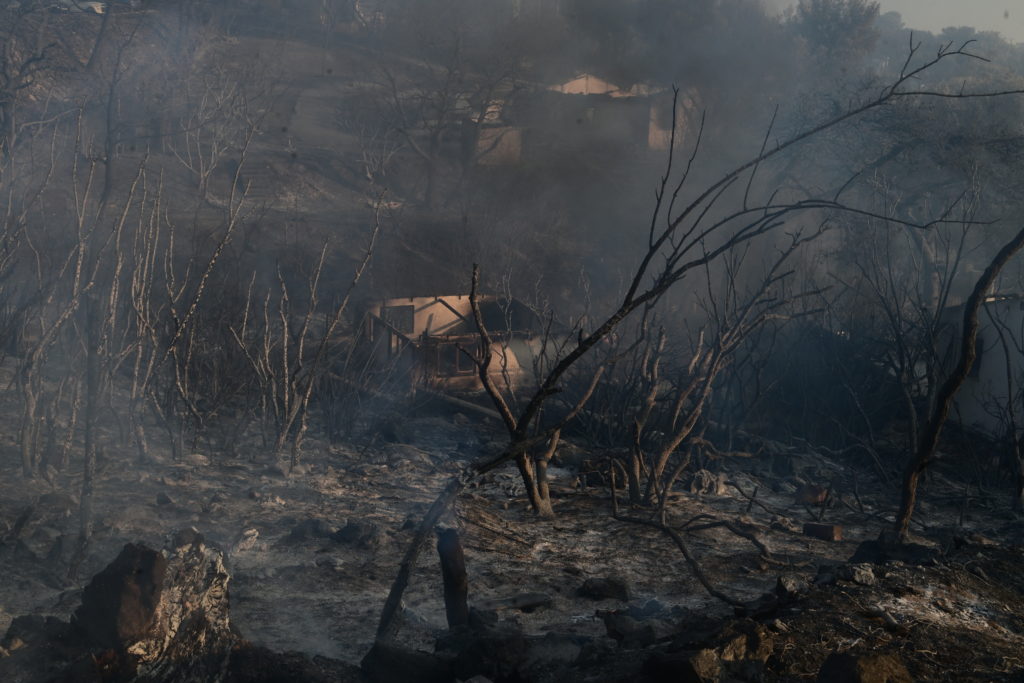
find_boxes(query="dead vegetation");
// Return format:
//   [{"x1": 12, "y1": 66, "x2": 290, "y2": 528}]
[{"x1": 1, "y1": 1, "x2": 1024, "y2": 682}]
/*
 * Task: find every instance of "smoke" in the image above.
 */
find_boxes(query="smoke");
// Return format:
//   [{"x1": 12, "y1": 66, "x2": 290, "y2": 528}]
[{"x1": 1, "y1": 0, "x2": 1024, "y2": 540}]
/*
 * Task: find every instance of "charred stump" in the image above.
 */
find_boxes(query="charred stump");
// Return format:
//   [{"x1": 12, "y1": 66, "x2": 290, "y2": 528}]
[{"x1": 436, "y1": 527, "x2": 469, "y2": 629}]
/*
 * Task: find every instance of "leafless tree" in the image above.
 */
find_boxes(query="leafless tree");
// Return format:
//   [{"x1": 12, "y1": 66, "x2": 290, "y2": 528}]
[
  {"x1": 0, "y1": 1, "x2": 59, "y2": 157},
  {"x1": 230, "y1": 216, "x2": 379, "y2": 469},
  {"x1": 374, "y1": 39, "x2": 1024, "y2": 643},
  {"x1": 895, "y1": 223, "x2": 1024, "y2": 540},
  {"x1": 168, "y1": 56, "x2": 272, "y2": 200},
  {"x1": 981, "y1": 304, "x2": 1024, "y2": 510}
]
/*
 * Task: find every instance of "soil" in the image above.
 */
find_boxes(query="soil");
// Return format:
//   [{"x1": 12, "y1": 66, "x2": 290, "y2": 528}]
[{"x1": 1, "y1": 390, "x2": 1023, "y2": 681}]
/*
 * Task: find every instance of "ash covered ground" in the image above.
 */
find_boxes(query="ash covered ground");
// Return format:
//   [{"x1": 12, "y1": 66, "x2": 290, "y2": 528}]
[{"x1": 1, "y1": 392, "x2": 1023, "y2": 682}]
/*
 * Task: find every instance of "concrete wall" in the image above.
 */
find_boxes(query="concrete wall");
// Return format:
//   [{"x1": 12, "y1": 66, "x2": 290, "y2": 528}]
[{"x1": 364, "y1": 296, "x2": 531, "y2": 392}]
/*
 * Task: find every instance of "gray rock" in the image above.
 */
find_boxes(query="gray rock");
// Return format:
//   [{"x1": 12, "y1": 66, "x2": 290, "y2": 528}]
[
  {"x1": 776, "y1": 574, "x2": 809, "y2": 600},
  {"x1": 67, "y1": 540, "x2": 235, "y2": 680},
  {"x1": 72, "y1": 543, "x2": 168, "y2": 648},
  {"x1": 838, "y1": 563, "x2": 876, "y2": 586},
  {"x1": 231, "y1": 529, "x2": 260, "y2": 553}
]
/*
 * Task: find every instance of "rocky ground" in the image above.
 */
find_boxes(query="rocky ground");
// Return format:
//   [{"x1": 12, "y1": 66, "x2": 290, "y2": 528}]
[{"x1": 0, "y1": 398, "x2": 1023, "y2": 681}]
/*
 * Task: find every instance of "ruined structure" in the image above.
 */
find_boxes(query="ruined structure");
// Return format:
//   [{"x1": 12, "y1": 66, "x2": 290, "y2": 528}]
[{"x1": 363, "y1": 295, "x2": 547, "y2": 393}]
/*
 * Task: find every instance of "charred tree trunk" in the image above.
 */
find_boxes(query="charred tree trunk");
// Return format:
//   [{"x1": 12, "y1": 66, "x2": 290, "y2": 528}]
[
  {"x1": 1016, "y1": 455, "x2": 1024, "y2": 513},
  {"x1": 516, "y1": 453, "x2": 543, "y2": 513},
  {"x1": 895, "y1": 222, "x2": 1024, "y2": 541},
  {"x1": 79, "y1": 295, "x2": 101, "y2": 545},
  {"x1": 533, "y1": 430, "x2": 560, "y2": 519},
  {"x1": 626, "y1": 451, "x2": 643, "y2": 506},
  {"x1": 436, "y1": 528, "x2": 469, "y2": 629},
  {"x1": 19, "y1": 376, "x2": 39, "y2": 477}
]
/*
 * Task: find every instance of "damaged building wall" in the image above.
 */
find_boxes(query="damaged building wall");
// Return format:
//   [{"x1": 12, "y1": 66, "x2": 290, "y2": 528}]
[{"x1": 363, "y1": 295, "x2": 542, "y2": 393}]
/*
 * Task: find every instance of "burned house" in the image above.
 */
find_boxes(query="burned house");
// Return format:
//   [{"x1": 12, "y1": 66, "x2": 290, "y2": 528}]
[
  {"x1": 508, "y1": 73, "x2": 692, "y2": 159},
  {"x1": 363, "y1": 295, "x2": 545, "y2": 393}
]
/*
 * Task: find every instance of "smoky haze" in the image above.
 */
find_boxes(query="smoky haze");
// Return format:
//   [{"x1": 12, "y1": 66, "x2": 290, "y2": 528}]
[
  {"x1": 770, "y1": 0, "x2": 1024, "y2": 43},
  {"x1": 3, "y1": 0, "x2": 1024, "y2": 678}
]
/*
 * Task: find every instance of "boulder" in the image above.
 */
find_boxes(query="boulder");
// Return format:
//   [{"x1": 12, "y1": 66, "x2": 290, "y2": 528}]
[
  {"x1": 1, "y1": 535, "x2": 358, "y2": 683},
  {"x1": 72, "y1": 543, "x2": 169, "y2": 650},
  {"x1": 1, "y1": 536, "x2": 237, "y2": 682},
  {"x1": 124, "y1": 542, "x2": 235, "y2": 680}
]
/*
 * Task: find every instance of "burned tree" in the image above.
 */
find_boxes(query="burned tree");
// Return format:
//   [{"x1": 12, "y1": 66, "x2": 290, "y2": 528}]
[
  {"x1": 894, "y1": 222, "x2": 1024, "y2": 540},
  {"x1": 374, "y1": 40, "x2": 1024, "y2": 642},
  {"x1": 0, "y1": 1, "x2": 59, "y2": 158}
]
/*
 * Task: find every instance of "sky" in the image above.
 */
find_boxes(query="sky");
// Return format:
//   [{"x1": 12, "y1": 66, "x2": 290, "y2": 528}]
[
  {"x1": 769, "y1": 1, "x2": 1024, "y2": 44},
  {"x1": 882, "y1": 0, "x2": 1024, "y2": 43}
]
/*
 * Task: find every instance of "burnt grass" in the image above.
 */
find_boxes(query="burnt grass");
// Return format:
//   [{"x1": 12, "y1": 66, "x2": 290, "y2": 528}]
[
  {"x1": 764, "y1": 545, "x2": 1024, "y2": 681},
  {"x1": 1, "y1": 396, "x2": 1023, "y2": 681}
]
